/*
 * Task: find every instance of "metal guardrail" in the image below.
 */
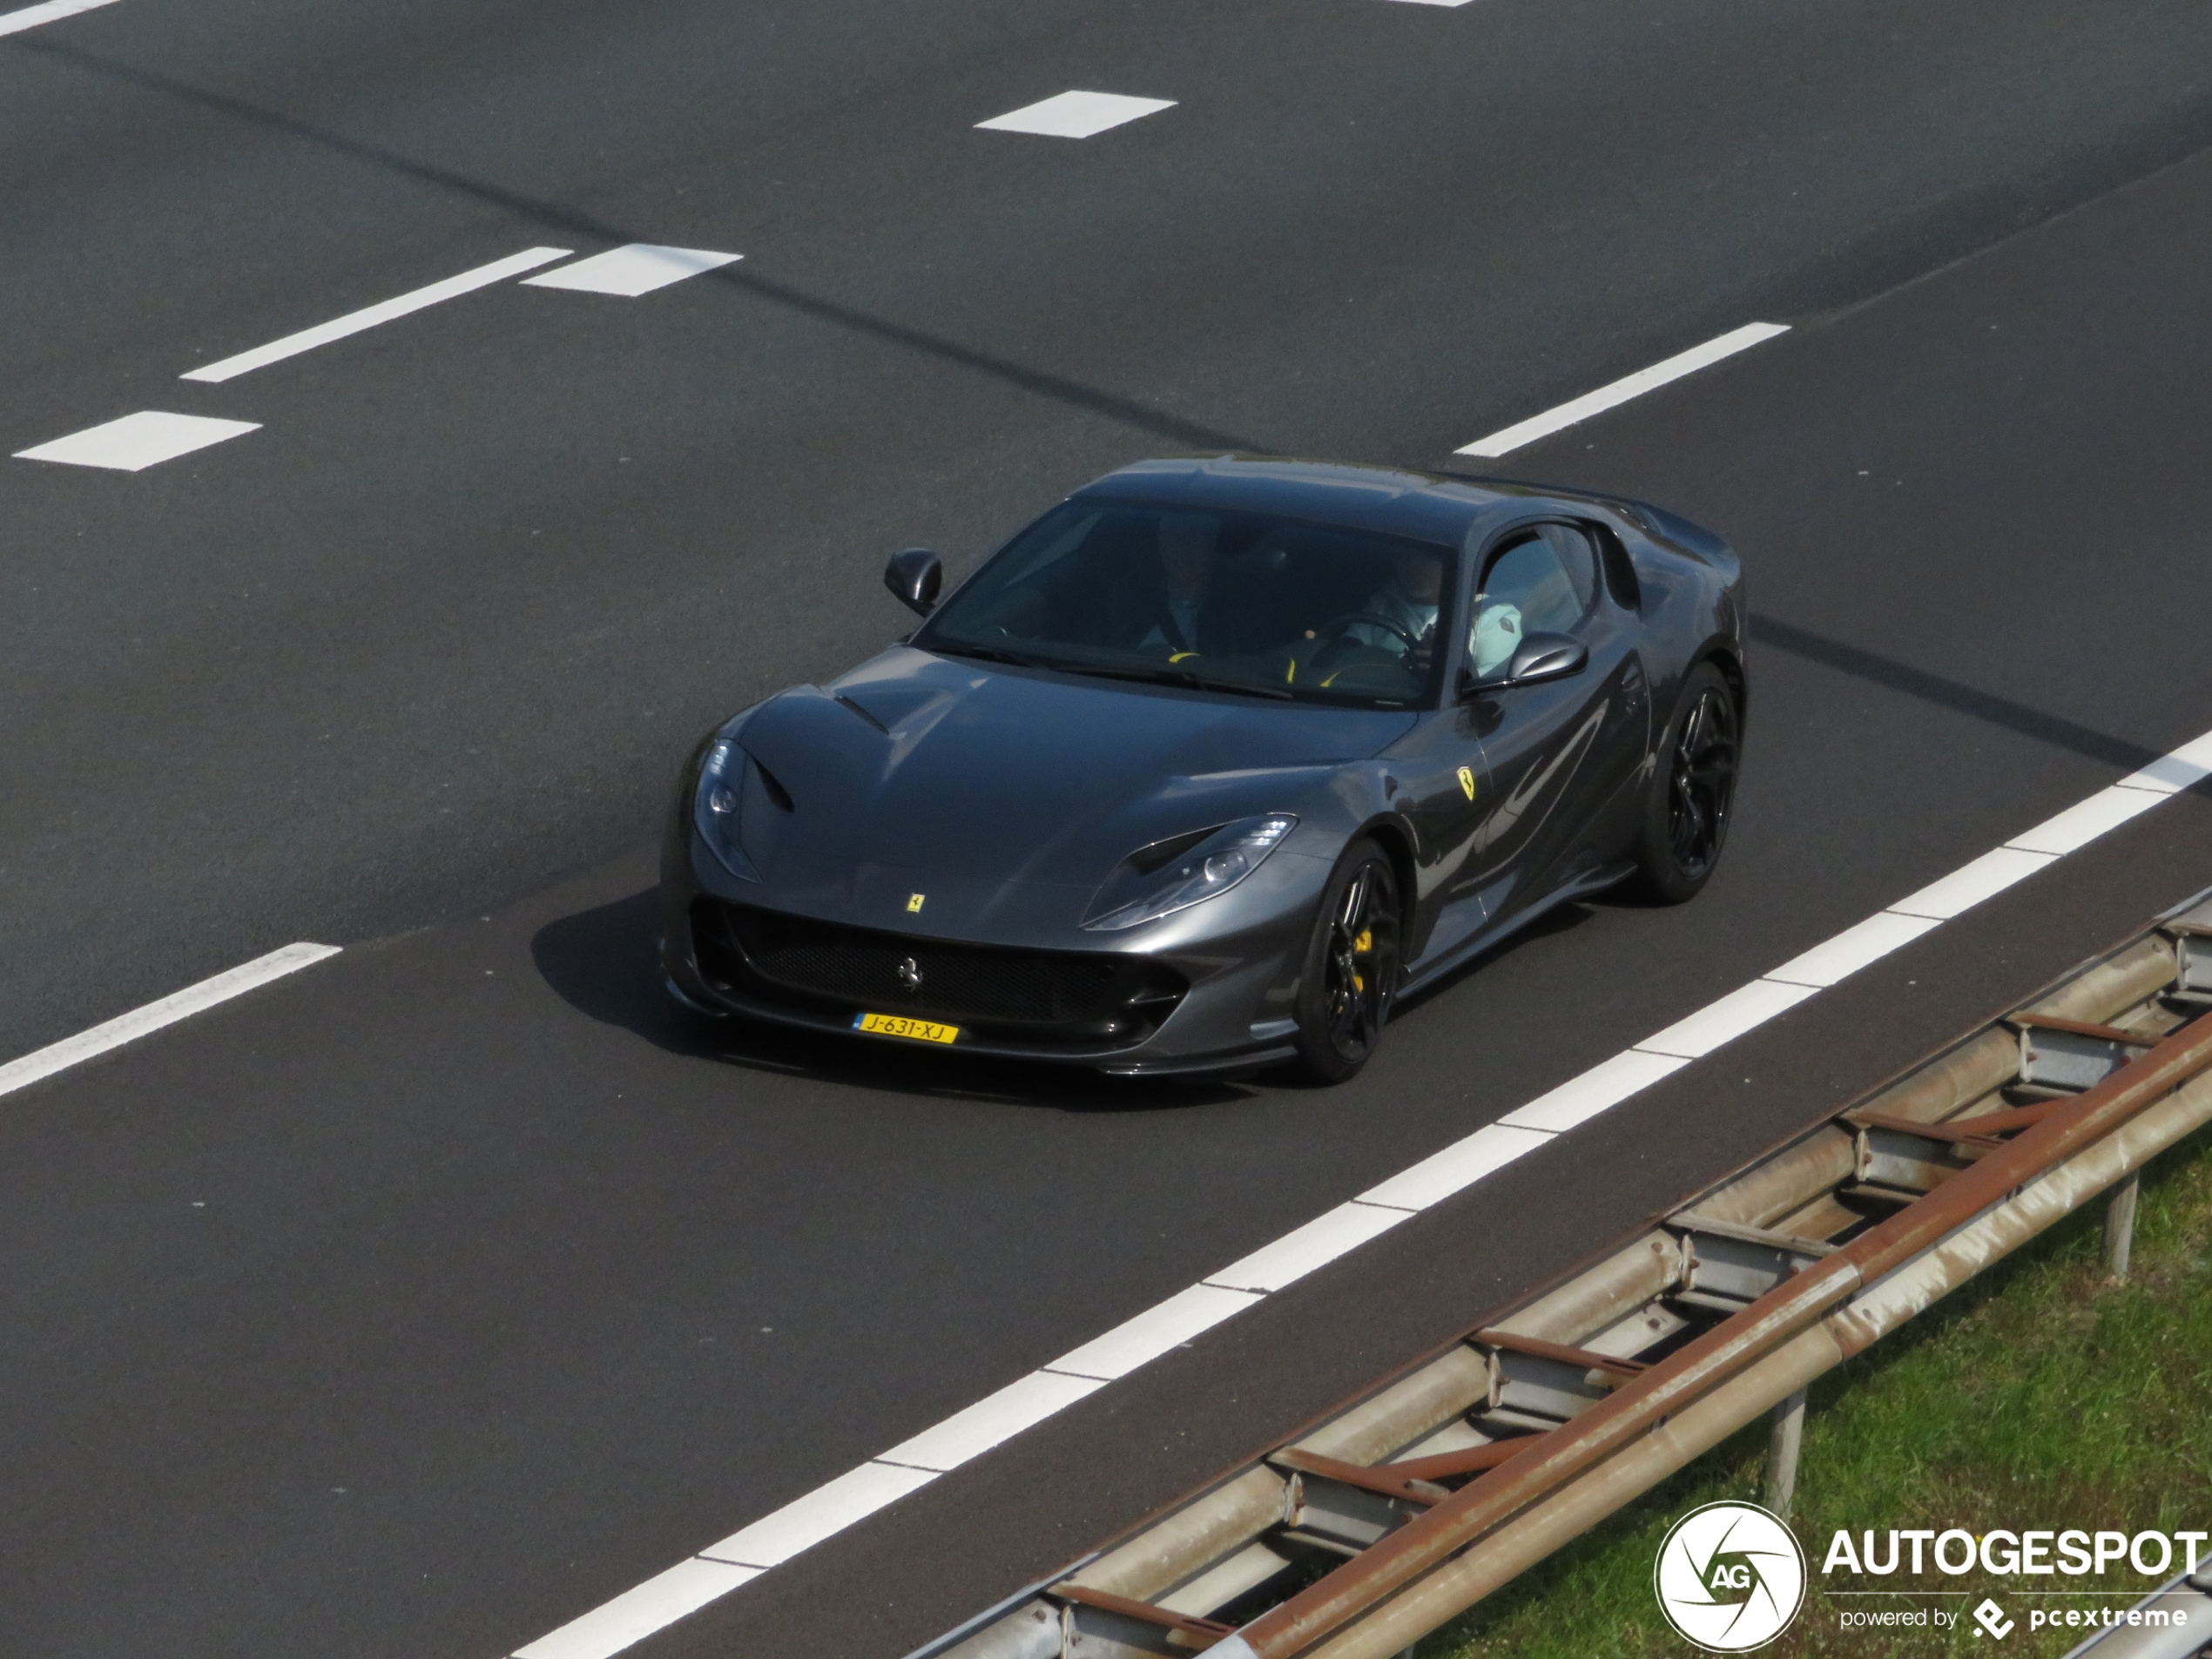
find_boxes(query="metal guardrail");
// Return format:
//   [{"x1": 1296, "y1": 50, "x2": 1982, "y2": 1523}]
[
  {"x1": 915, "y1": 887, "x2": 2212, "y2": 1659},
  {"x1": 2053, "y1": 1566, "x2": 2212, "y2": 1654},
  {"x1": 2059, "y1": 1561, "x2": 2212, "y2": 1659}
]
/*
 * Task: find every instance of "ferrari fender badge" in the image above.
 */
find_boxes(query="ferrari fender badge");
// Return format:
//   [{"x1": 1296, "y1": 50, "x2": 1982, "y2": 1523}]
[
  {"x1": 1457, "y1": 765, "x2": 1476, "y2": 801},
  {"x1": 907, "y1": 893, "x2": 927, "y2": 914}
]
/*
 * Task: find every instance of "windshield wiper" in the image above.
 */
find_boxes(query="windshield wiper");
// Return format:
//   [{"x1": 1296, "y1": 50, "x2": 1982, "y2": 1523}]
[
  {"x1": 1060, "y1": 663, "x2": 1295, "y2": 701},
  {"x1": 929, "y1": 642, "x2": 1042, "y2": 668}
]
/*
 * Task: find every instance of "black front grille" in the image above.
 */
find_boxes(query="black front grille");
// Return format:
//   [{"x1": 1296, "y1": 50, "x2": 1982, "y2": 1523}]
[{"x1": 691, "y1": 899, "x2": 1187, "y2": 1047}]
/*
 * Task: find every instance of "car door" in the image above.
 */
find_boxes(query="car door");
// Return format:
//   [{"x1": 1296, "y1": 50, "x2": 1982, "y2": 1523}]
[
  {"x1": 1461, "y1": 522, "x2": 1650, "y2": 925},
  {"x1": 1384, "y1": 698, "x2": 1497, "y2": 970}
]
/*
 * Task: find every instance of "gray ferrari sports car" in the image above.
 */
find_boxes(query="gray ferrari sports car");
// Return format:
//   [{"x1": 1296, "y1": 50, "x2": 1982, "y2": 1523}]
[{"x1": 660, "y1": 456, "x2": 1743, "y2": 1081}]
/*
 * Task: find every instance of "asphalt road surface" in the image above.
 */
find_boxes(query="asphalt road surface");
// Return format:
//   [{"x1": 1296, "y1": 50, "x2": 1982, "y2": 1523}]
[{"x1": 7, "y1": 3, "x2": 2212, "y2": 1656}]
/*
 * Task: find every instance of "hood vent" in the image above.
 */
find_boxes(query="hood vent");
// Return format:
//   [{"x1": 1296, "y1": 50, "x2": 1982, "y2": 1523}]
[{"x1": 833, "y1": 693, "x2": 892, "y2": 736}]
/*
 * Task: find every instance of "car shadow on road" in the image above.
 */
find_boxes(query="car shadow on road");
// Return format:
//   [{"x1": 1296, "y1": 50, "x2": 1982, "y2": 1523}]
[{"x1": 529, "y1": 887, "x2": 1255, "y2": 1113}]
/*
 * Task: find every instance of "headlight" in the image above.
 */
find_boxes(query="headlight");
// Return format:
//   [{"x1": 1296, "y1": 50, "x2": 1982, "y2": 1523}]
[
  {"x1": 1082, "y1": 814, "x2": 1297, "y2": 931},
  {"x1": 692, "y1": 739, "x2": 761, "y2": 880}
]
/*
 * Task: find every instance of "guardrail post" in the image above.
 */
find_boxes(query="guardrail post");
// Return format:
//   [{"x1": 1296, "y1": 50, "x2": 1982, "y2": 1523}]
[
  {"x1": 1764, "y1": 1388, "x2": 1807, "y2": 1519},
  {"x1": 2104, "y1": 1170, "x2": 2141, "y2": 1279}
]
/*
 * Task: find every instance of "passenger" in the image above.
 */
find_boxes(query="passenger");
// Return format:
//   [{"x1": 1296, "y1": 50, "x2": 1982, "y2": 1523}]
[{"x1": 1468, "y1": 598, "x2": 1523, "y2": 678}]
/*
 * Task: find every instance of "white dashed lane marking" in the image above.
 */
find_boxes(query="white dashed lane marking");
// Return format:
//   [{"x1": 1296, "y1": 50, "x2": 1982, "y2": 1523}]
[
  {"x1": 20, "y1": 240, "x2": 738, "y2": 473},
  {"x1": 13, "y1": 410, "x2": 260, "y2": 471},
  {"x1": 1456, "y1": 321, "x2": 1791, "y2": 456},
  {"x1": 180, "y1": 246, "x2": 572, "y2": 383},
  {"x1": 0, "y1": 0, "x2": 121, "y2": 39},
  {"x1": 523, "y1": 244, "x2": 742, "y2": 296},
  {"x1": 976, "y1": 91, "x2": 1177, "y2": 138},
  {"x1": 0, "y1": 943, "x2": 339, "y2": 1098}
]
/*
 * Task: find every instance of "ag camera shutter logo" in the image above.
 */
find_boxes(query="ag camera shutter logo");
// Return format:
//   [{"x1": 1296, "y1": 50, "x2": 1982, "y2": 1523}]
[{"x1": 1654, "y1": 1501, "x2": 1808, "y2": 1651}]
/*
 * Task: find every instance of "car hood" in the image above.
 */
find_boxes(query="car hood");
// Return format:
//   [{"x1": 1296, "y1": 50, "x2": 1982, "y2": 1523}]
[{"x1": 728, "y1": 647, "x2": 1414, "y2": 891}]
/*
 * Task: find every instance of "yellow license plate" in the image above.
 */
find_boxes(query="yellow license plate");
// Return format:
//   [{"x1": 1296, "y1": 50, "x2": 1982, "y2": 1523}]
[{"x1": 853, "y1": 1011, "x2": 961, "y2": 1044}]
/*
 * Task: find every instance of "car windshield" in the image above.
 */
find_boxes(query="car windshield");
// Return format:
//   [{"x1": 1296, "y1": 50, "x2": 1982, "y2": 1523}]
[{"x1": 914, "y1": 500, "x2": 1456, "y2": 708}]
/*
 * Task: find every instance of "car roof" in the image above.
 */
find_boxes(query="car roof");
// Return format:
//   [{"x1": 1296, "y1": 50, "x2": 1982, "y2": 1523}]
[{"x1": 1071, "y1": 455, "x2": 1560, "y2": 548}]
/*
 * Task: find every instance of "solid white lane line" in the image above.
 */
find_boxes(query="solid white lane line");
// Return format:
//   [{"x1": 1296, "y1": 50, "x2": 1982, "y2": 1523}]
[
  {"x1": 507, "y1": 720, "x2": 2212, "y2": 1659},
  {"x1": 1764, "y1": 910, "x2": 1941, "y2": 989},
  {"x1": 1455, "y1": 322, "x2": 1790, "y2": 457},
  {"x1": 1498, "y1": 1048, "x2": 1690, "y2": 1133},
  {"x1": 698, "y1": 1462, "x2": 937, "y2": 1570},
  {"x1": 1045, "y1": 1283, "x2": 1264, "y2": 1381},
  {"x1": 179, "y1": 246, "x2": 570, "y2": 383},
  {"x1": 0, "y1": 0, "x2": 120, "y2": 39},
  {"x1": 511, "y1": 1560, "x2": 761, "y2": 1659},
  {"x1": 975, "y1": 90, "x2": 1176, "y2": 138},
  {"x1": 14, "y1": 410, "x2": 260, "y2": 471},
  {"x1": 1204, "y1": 1200, "x2": 1413, "y2": 1295},
  {"x1": 2116, "y1": 733, "x2": 2212, "y2": 794},
  {"x1": 878, "y1": 1371, "x2": 1106, "y2": 1474},
  {"x1": 1635, "y1": 977, "x2": 1821, "y2": 1061},
  {"x1": 2006, "y1": 785, "x2": 2168, "y2": 857},
  {"x1": 0, "y1": 943, "x2": 339, "y2": 1102},
  {"x1": 1357, "y1": 1123, "x2": 1554, "y2": 1212},
  {"x1": 1888, "y1": 846, "x2": 2059, "y2": 921},
  {"x1": 523, "y1": 244, "x2": 740, "y2": 297}
]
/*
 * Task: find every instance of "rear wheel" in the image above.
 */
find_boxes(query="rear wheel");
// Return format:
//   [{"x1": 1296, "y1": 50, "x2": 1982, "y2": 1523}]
[
  {"x1": 1290, "y1": 838, "x2": 1401, "y2": 1084},
  {"x1": 1629, "y1": 661, "x2": 1739, "y2": 903}
]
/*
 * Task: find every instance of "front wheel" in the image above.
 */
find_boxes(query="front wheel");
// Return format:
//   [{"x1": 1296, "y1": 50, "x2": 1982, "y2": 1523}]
[
  {"x1": 1289, "y1": 838, "x2": 1401, "y2": 1084},
  {"x1": 1628, "y1": 661, "x2": 1740, "y2": 904}
]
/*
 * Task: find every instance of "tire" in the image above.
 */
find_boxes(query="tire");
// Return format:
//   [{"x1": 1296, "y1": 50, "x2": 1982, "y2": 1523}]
[
  {"x1": 1289, "y1": 837, "x2": 1402, "y2": 1084},
  {"x1": 1628, "y1": 661, "x2": 1740, "y2": 904}
]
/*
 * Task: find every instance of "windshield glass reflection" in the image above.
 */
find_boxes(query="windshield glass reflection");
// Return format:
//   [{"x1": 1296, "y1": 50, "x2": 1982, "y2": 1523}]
[{"x1": 915, "y1": 501, "x2": 1455, "y2": 708}]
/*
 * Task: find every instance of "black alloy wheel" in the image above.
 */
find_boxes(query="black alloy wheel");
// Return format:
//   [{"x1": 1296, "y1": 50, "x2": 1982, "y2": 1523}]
[
  {"x1": 1630, "y1": 661, "x2": 1740, "y2": 903},
  {"x1": 1290, "y1": 838, "x2": 1401, "y2": 1083}
]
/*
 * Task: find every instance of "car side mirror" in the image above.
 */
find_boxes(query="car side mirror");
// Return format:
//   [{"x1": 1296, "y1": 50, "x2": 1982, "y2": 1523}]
[
  {"x1": 1501, "y1": 632, "x2": 1588, "y2": 685},
  {"x1": 884, "y1": 547, "x2": 943, "y2": 616},
  {"x1": 1461, "y1": 631, "x2": 1588, "y2": 696}
]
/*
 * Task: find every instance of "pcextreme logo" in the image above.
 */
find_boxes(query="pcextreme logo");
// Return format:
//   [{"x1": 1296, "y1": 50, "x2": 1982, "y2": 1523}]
[{"x1": 1654, "y1": 1501, "x2": 1809, "y2": 1652}]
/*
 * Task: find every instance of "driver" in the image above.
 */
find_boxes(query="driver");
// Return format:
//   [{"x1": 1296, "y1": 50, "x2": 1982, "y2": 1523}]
[
  {"x1": 1342, "y1": 551, "x2": 1442, "y2": 654},
  {"x1": 1135, "y1": 512, "x2": 1226, "y2": 654}
]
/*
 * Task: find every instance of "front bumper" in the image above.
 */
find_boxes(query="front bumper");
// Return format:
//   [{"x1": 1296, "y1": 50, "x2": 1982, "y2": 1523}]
[{"x1": 659, "y1": 825, "x2": 1321, "y2": 1073}]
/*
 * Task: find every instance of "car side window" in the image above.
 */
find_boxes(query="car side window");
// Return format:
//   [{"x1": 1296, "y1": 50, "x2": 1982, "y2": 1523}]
[
  {"x1": 1535, "y1": 523, "x2": 1599, "y2": 617},
  {"x1": 1468, "y1": 525, "x2": 1599, "y2": 677}
]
